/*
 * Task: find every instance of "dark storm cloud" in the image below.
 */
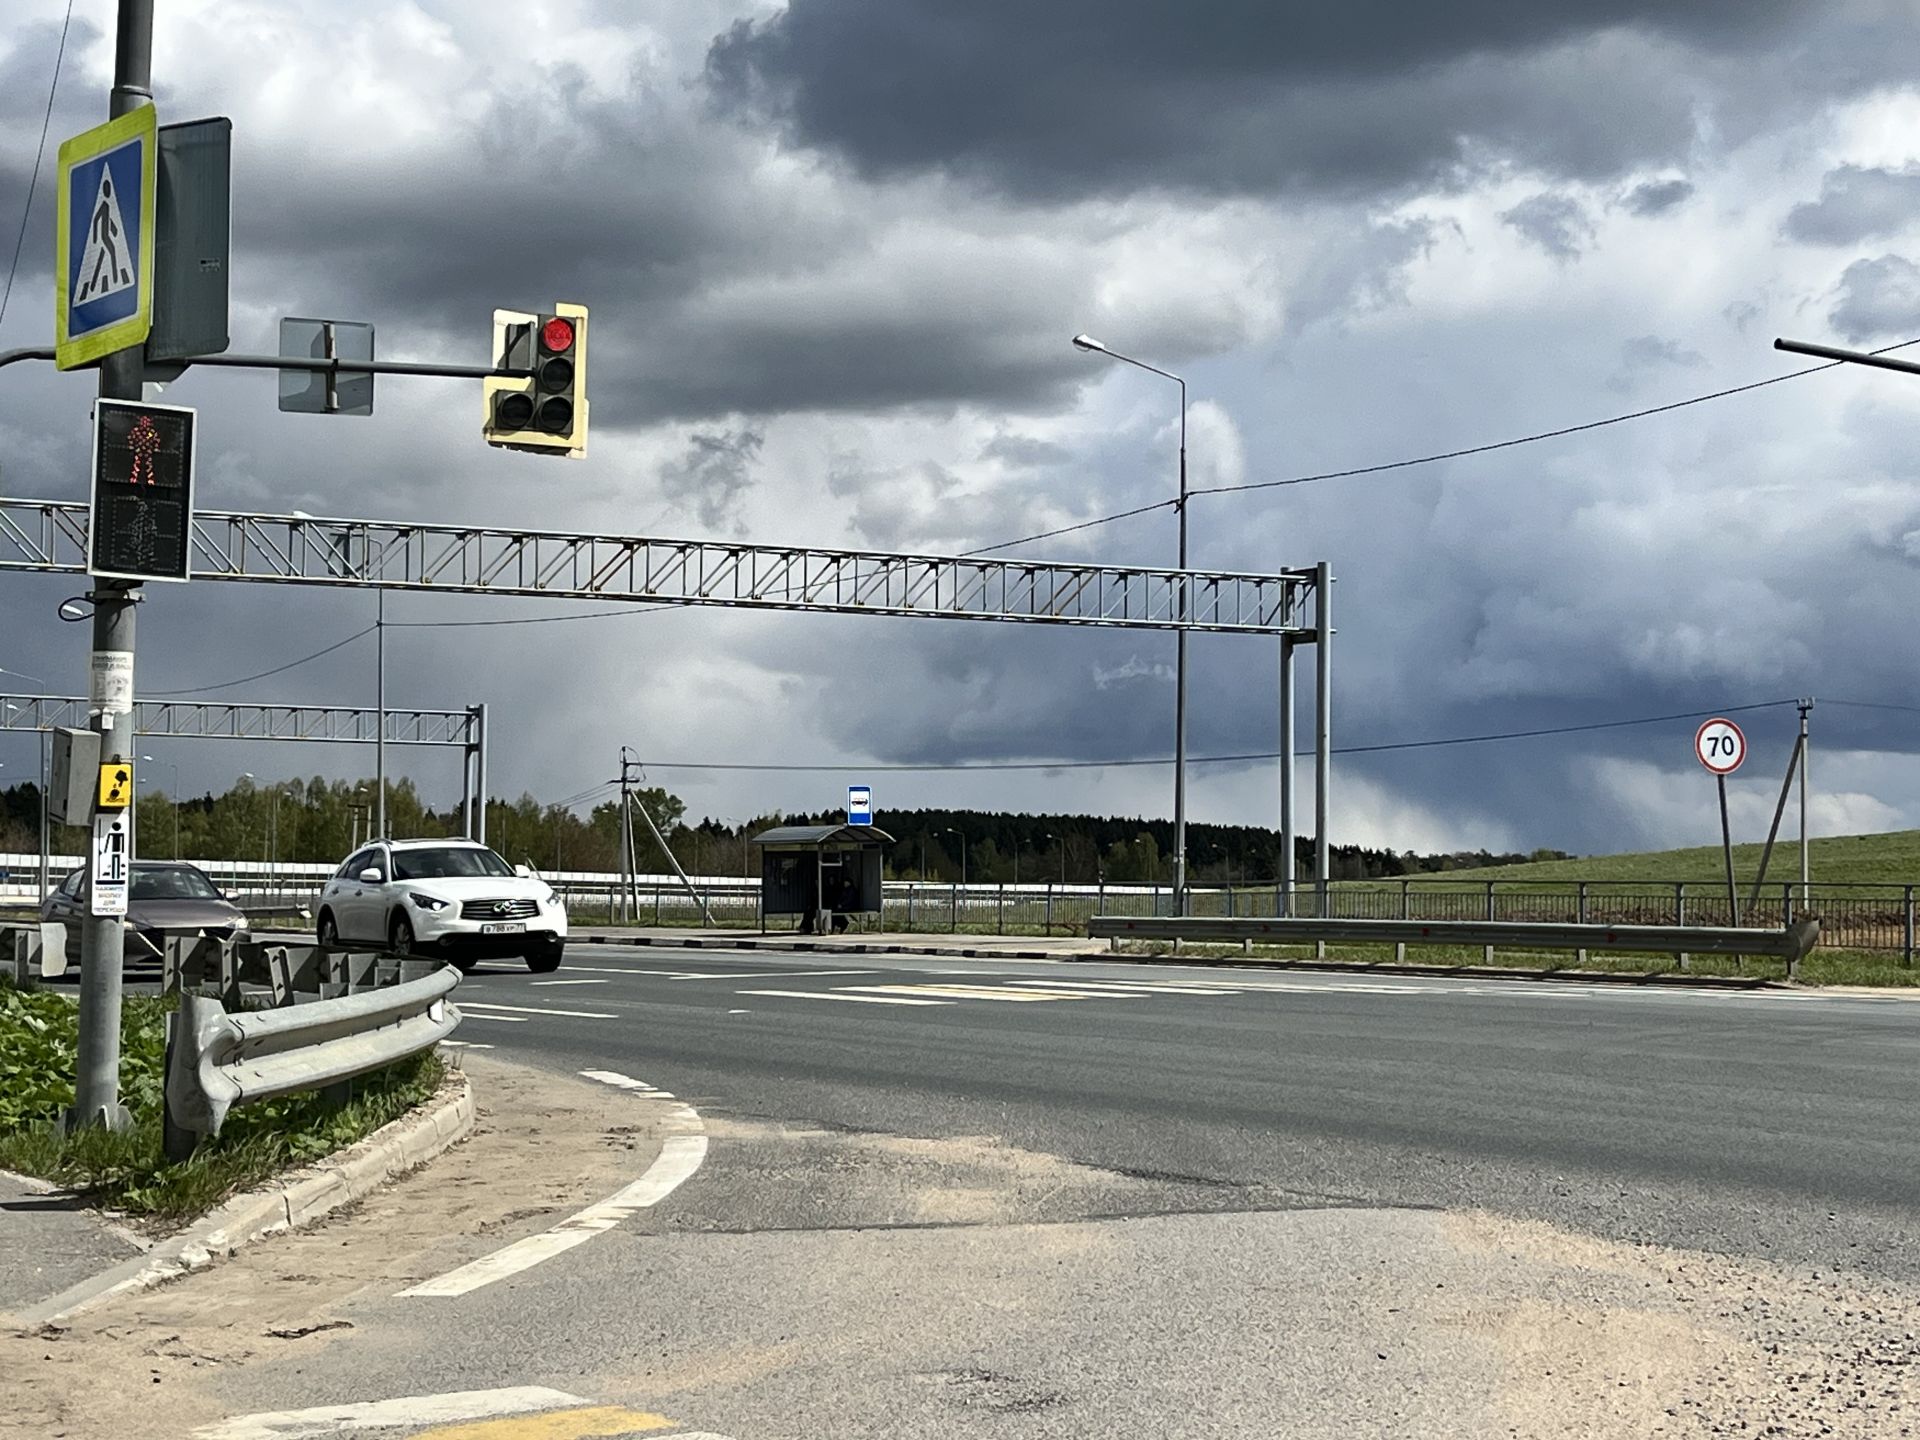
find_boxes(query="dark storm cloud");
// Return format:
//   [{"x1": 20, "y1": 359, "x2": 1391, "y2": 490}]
[
  {"x1": 659, "y1": 428, "x2": 765, "y2": 530},
  {"x1": 1784, "y1": 165, "x2": 1920, "y2": 246},
  {"x1": 1500, "y1": 194, "x2": 1594, "y2": 260},
  {"x1": 1622, "y1": 177, "x2": 1694, "y2": 216},
  {"x1": 1829, "y1": 255, "x2": 1920, "y2": 342},
  {"x1": 704, "y1": 0, "x2": 1875, "y2": 202}
]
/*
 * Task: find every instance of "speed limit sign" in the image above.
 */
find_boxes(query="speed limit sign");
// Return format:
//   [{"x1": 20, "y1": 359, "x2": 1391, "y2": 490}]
[{"x1": 1694, "y1": 717, "x2": 1747, "y2": 775}]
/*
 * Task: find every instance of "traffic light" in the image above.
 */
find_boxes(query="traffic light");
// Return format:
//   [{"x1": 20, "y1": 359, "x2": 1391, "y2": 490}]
[{"x1": 482, "y1": 302, "x2": 588, "y2": 457}]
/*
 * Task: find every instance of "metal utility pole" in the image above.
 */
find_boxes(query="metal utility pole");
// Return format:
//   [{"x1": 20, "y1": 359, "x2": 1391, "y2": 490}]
[
  {"x1": 1313, "y1": 562, "x2": 1333, "y2": 917},
  {"x1": 1278, "y1": 636, "x2": 1294, "y2": 915},
  {"x1": 1798, "y1": 697, "x2": 1813, "y2": 900},
  {"x1": 617, "y1": 747, "x2": 635, "y2": 923},
  {"x1": 374, "y1": 588, "x2": 386, "y2": 839},
  {"x1": 70, "y1": 0, "x2": 153, "y2": 1133},
  {"x1": 1073, "y1": 333, "x2": 1189, "y2": 913},
  {"x1": 38, "y1": 727, "x2": 51, "y2": 904}
]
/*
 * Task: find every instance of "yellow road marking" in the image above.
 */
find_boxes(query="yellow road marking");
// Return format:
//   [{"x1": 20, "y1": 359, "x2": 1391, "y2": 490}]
[{"x1": 411, "y1": 1405, "x2": 677, "y2": 1439}]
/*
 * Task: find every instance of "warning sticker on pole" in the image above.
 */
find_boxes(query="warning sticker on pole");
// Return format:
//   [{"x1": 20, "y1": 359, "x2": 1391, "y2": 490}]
[
  {"x1": 90, "y1": 650, "x2": 133, "y2": 714},
  {"x1": 91, "y1": 811, "x2": 129, "y2": 917}
]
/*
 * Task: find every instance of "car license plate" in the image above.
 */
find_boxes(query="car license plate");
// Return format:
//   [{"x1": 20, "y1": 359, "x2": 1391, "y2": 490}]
[{"x1": 479, "y1": 921, "x2": 526, "y2": 935}]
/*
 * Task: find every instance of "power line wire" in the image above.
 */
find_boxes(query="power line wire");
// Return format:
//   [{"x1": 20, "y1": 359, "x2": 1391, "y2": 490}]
[
  {"x1": 633, "y1": 699, "x2": 1799, "y2": 773},
  {"x1": 0, "y1": 0, "x2": 74, "y2": 334},
  {"x1": 971, "y1": 337, "x2": 1920, "y2": 555},
  {"x1": 148, "y1": 625, "x2": 376, "y2": 696},
  {"x1": 1823, "y1": 698, "x2": 1920, "y2": 716}
]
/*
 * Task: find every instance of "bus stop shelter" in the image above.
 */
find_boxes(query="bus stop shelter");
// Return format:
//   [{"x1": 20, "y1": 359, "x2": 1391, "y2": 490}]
[{"x1": 751, "y1": 824, "x2": 893, "y2": 934}]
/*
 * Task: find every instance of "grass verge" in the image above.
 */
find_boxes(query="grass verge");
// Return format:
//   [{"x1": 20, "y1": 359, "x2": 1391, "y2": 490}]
[{"x1": 0, "y1": 979, "x2": 444, "y2": 1225}]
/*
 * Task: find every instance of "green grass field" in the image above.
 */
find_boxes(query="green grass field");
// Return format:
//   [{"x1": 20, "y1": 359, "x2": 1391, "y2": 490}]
[{"x1": 1357, "y1": 829, "x2": 1920, "y2": 889}]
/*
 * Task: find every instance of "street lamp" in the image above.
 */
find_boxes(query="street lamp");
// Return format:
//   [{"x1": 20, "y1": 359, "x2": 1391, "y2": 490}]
[
  {"x1": 942, "y1": 827, "x2": 967, "y2": 890},
  {"x1": 1073, "y1": 331, "x2": 1190, "y2": 913}
]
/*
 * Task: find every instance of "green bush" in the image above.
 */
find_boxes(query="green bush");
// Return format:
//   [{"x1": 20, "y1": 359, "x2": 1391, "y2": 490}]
[{"x1": 0, "y1": 978, "x2": 443, "y2": 1222}]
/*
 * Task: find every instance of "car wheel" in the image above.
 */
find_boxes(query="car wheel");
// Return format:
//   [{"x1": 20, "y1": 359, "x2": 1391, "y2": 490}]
[
  {"x1": 389, "y1": 913, "x2": 415, "y2": 957},
  {"x1": 524, "y1": 944, "x2": 563, "y2": 974},
  {"x1": 317, "y1": 910, "x2": 339, "y2": 948}
]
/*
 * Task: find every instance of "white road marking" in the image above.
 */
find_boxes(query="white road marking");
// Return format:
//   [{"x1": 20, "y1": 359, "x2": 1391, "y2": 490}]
[
  {"x1": 739, "y1": 988, "x2": 955, "y2": 1006},
  {"x1": 193, "y1": 1385, "x2": 591, "y2": 1439},
  {"x1": 669, "y1": 968, "x2": 880, "y2": 980},
  {"x1": 1011, "y1": 978, "x2": 1243, "y2": 996},
  {"x1": 460, "y1": 1012, "x2": 529, "y2": 1023},
  {"x1": 439, "y1": 1039, "x2": 494, "y2": 1050},
  {"x1": 841, "y1": 983, "x2": 1092, "y2": 1003},
  {"x1": 530, "y1": 978, "x2": 608, "y2": 986},
  {"x1": 460, "y1": 1000, "x2": 618, "y2": 1019},
  {"x1": 401, "y1": 1071, "x2": 706, "y2": 1298}
]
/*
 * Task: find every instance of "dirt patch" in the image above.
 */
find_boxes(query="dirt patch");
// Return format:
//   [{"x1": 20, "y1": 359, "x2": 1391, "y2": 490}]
[
  {"x1": 1445, "y1": 1210, "x2": 1920, "y2": 1437},
  {"x1": 0, "y1": 1056, "x2": 668, "y2": 1440}
]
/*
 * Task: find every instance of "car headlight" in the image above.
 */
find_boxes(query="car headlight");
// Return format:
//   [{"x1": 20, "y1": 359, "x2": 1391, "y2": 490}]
[
  {"x1": 540, "y1": 887, "x2": 559, "y2": 909},
  {"x1": 410, "y1": 892, "x2": 449, "y2": 912}
]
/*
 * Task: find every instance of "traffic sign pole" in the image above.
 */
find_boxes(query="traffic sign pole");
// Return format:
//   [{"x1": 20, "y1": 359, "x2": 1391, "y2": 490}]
[
  {"x1": 68, "y1": 0, "x2": 154, "y2": 1135},
  {"x1": 1717, "y1": 773, "x2": 1739, "y2": 927}
]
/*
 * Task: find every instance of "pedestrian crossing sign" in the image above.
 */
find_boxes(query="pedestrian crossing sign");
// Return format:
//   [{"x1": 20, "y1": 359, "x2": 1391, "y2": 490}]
[{"x1": 55, "y1": 104, "x2": 157, "y2": 370}]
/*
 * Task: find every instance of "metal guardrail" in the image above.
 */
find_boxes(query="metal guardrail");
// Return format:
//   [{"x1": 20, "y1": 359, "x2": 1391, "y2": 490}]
[
  {"x1": 165, "y1": 964, "x2": 462, "y2": 1150},
  {"x1": 1086, "y1": 915, "x2": 1822, "y2": 969}
]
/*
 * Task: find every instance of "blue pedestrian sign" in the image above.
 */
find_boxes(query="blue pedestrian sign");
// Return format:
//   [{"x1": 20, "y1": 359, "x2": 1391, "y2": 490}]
[
  {"x1": 847, "y1": 785, "x2": 873, "y2": 826},
  {"x1": 55, "y1": 105, "x2": 157, "y2": 370}
]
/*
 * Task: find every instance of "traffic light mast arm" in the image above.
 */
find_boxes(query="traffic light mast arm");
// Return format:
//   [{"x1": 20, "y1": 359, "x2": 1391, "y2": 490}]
[{"x1": 0, "y1": 348, "x2": 533, "y2": 380}]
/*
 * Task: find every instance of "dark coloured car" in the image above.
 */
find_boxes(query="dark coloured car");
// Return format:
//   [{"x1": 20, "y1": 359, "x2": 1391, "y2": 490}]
[{"x1": 41, "y1": 861, "x2": 250, "y2": 966}]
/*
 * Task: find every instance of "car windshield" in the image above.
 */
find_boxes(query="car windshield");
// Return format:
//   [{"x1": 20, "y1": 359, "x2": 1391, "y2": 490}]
[
  {"x1": 130, "y1": 867, "x2": 224, "y2": 901},
  {"x1": 390, "y1": 846, "x2": 514, "y2": 881}
]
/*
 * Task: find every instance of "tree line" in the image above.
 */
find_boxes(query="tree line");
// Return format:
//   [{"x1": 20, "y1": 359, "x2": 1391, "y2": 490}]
[{"x1": 0, "y1": 776, "x2": 1567, "y2": 885}]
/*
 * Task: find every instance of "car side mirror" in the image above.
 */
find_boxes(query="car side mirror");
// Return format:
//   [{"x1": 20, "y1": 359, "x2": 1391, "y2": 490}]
[
  {"x1": 514, "y1": 864, "x2": 533, "y2": 879},
  {"x1": 358, "y1": 867, "x2": 384, "y2": 884}
]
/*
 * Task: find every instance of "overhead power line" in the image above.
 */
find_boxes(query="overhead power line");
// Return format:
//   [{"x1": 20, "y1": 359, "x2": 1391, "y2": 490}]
[
  {"x1": 971, "y1": 336, "x2": 1920, "y2": 556},
  {"x1": 0, "y1": 0, "x2": 74, "y2": 334},
  {"x1": 633, "y1": 699, "x2": 1800, "y2": 773},
  {"x1": 148, "y1": 625, "x2": 376, "y2": 696}
]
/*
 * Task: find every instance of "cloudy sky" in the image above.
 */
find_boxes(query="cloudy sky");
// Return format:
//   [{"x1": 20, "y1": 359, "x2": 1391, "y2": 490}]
[{"x1": 3, "y1": 0, "x2": 1920, "y2": 859}]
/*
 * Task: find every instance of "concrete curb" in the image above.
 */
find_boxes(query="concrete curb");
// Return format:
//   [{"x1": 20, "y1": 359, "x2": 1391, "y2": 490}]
[{"x1": 7, "y1": 1069, "x2": 474, "y2": 1331}]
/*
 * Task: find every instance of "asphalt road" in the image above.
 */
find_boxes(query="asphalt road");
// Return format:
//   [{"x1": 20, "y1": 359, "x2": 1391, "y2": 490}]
[
  {"x1": 83, "y1": 945, "x2": 1920, "y2": 1437},
  {"x1": 450, "y1": 944, "x2": 1920, "y2": 1271}
]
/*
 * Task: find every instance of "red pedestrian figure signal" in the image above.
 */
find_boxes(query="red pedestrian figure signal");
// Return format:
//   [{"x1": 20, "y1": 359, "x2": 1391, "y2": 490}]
[{"x1": 89, "y1": 399, "x2": 196, "y2": 583}]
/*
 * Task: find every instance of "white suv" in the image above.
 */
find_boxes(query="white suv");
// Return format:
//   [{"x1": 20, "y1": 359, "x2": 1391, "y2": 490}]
[{"x1": 317, "y1": 838, "x2": 567, "y2": 973}]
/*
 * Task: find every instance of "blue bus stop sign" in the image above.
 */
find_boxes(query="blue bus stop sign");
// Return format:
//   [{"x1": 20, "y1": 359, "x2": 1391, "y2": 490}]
[{"x1": 847, "y1": 786, "x2": 873, "y2": 825}]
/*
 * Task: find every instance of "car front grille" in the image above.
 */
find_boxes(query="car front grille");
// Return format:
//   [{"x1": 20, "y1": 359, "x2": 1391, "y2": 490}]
[{"x1": 460, "y1": 897, "x2": 539, "y2": 921}]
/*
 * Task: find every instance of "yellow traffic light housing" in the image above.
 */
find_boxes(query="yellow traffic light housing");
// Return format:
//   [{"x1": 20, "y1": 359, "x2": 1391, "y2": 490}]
[{"x1": 483, "y1": 302, "x2": 587, "y2": 457}]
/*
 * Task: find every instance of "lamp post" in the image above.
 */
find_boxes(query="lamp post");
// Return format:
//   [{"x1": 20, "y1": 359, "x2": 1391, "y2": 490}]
[
  {"x1": 943, "y1": 827, "x2": 967, "y2": 890},
  {"x1": 1073, "y1": 332, "x2": 1190, "y2": 913}
]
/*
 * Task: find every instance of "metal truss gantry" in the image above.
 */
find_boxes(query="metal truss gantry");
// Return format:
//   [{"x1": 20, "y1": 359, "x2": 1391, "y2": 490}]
[
  {"x1": 0, "y1": 695, "x2": 476, "y2": 747},
  {"x1": 2, "y1": 697, "x2": 493, "y2": 899},
  {"x1": 0, "y1": 496, "x2": 1318, "y2": 635}
]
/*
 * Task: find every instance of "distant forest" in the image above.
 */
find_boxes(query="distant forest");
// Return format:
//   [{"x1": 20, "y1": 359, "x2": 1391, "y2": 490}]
[{"x1": 0, "y1": 777, "x2": 1569, "y2": 885}]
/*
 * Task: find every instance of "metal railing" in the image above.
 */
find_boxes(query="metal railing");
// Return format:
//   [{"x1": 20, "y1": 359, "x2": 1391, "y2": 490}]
[
  {"x1": 5, "y1": 857, "x2": 1912, "y2": 965},
  {"x1": 1086, "y1": 914, "x2": 1822, "y2": 971},
  {"x1": 165, "y1": 962, "x2": 461, "y2": 1152}
]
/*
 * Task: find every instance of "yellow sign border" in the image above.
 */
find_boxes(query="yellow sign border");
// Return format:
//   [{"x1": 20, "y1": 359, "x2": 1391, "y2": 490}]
[
  {"x1": 55, "y1": 104, "x2": 158, "y2": 371},
  {"x1": 98, "y1": 761, "x2": 133, "y2": 810}
]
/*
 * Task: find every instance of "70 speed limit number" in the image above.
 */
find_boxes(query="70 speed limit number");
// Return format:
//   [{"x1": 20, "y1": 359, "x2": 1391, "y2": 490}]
[{"x1": 1694, "y1": 717, "x2": 1747, "y2": 775}]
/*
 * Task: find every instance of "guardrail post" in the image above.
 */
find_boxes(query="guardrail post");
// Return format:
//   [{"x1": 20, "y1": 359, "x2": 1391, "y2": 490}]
[
  {"x1": 1906, "y1": 886, "x2": 1915, "y2": 969},
  {"x1": 907, "y1": 884, "x2": 916, "y2": 930},
  {"x1": 653, "y1": 884, "x2": 662, "y2": 926},
  {"x1": 1675, "y1": 883, "x2": 1689, "y2": 970},
  {"x1": 998, "y1": 883, "x2": 1006, "y2": 936},
  {"x1": 1484, "y1": 882, "x2": 1496, "y2": 964},
  {"x1": 951, "y1": 882, "x2": 959, "y2": 933},
  {"x1": 1045, "y1": 882, "x2": 1054, "y2": 936},
  {"x1": 1575, "y1": 882, "x2": 1589, "y2": 967}
]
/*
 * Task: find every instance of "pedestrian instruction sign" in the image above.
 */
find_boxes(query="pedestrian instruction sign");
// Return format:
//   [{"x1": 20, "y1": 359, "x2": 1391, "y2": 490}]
[
  {"x1": 56, "y1": 104, "x2": 157, "y2": 370},
  {"x1": 91, "y1": 812, "x2": 129, "y2": 918},
  {"x1": 98, "y1": 761, "x2": 133, "y2": 810}
]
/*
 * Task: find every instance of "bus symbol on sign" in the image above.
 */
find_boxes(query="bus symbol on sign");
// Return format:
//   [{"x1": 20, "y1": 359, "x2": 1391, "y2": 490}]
[{"x1": 1694, "y1": 717, "x2": 1747, "y2": 776}]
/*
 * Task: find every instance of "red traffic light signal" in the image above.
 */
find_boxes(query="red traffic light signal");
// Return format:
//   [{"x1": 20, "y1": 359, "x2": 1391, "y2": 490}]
[{"x1": 483, "y1": 303, "x2": 588, "y2": 456}]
